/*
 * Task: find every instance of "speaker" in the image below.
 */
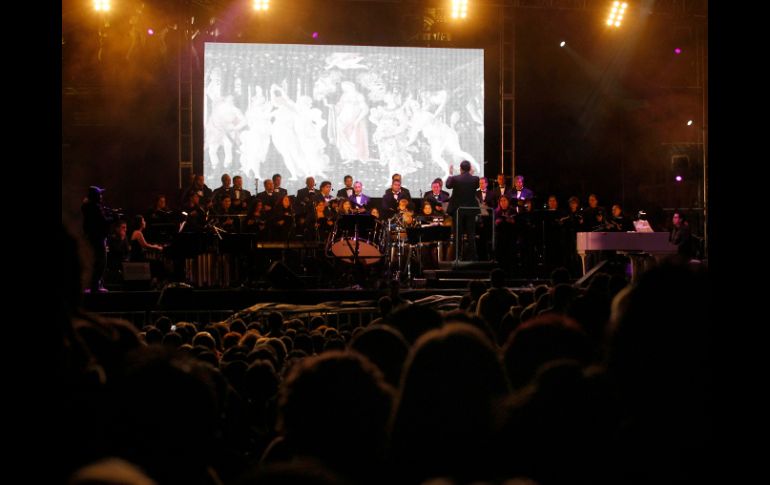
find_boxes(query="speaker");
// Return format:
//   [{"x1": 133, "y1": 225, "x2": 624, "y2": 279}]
[{"x1": 267, "y1": 261, "x2": 304, "y2": 289}]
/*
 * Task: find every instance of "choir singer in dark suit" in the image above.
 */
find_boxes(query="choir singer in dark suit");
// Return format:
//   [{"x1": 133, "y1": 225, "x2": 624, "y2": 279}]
[{"x1": 446, "y1": 160, "x2": 480, "y2": 261}]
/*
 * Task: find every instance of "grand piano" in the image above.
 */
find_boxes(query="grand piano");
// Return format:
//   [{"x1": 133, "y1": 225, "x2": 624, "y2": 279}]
[{"x1": 576, "y1": 231, "x2": 677, "y2": 279}]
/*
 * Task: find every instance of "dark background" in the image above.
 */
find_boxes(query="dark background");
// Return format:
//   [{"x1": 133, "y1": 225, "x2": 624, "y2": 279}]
[{"x1": 62, "y1": 0, "x2": 707, "y2": 235}]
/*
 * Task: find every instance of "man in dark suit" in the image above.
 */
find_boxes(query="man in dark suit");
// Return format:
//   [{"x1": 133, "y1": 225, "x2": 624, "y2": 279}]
[
  {"x1": 349, "y1": 181, "x2": 370, "y2": 212},
  {"x1": 476, "y1": 176, "x2": 499, "y2": 209},
  {"x1": 382, "y1": 179, "x2": 410, "y2": 219},
  {"x1": 228, "y1": 175, "x2": 252, "y2": 214},
  {"x1": 255, "y1": 179, "x2": 279, "y2": 214},
  {"x1": 495, "y1": 173, "x2": 512, "y2": 200},
  {"x1": 296, "y1": 177, "x2": 321, "y2": 215},
  {"x1": 337, "y1": 174, "x2": 355, "y2": 200},
  {"x1": 424, "y1": 179, "x2": 450, "y2": 214},
  {"x1": 446, "y1": 160, "x2": 480, "y2": 260},
  {"x1": 272, "y1": 173, "x2": 288, "y2": 198},
  {"x1": 391, "y1": 173, "x2": 412, "y2": 200}
]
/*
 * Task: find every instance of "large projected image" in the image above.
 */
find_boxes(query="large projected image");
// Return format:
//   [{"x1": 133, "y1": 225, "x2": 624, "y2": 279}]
[{"x1": 204, "y1": 42, "x2": 484, "y2": 196}]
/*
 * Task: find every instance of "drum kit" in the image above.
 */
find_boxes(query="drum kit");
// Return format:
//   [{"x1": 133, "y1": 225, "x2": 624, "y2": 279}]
[{"x1": 326, "y1": 212, "x2": 452, "y2": 281}]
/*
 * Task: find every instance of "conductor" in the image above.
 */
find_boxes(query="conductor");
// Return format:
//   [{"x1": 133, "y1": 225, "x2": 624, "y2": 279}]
[{"x1": 446, "y1": 160, "x2": 480, "y2": 260}]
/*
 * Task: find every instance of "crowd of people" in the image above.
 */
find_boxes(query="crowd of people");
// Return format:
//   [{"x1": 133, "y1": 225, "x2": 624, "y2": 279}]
[{"x1": 59, "y1": 221, "x2": 711, "y2": 484}]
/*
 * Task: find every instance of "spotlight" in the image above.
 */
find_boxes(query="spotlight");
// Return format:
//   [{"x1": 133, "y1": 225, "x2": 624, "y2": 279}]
[
  {"x1": 452, "y1": 0, "x2": 468, "y2": 20},
  {"x1": 253, "y1": 0, "x2": 269, "y2": 11},
  {"x1": 147, "y1": 28, "x2": 154, "y2": 35},
  {"x1": 687, "y1": 120, "x2": 693, "y2": 126},
  {"x1": 606, "y1": 1, "x2": 627, "y2": 28},
  {"x1": 93, "y1": 0, "x2": 110, "y2": 12},
  {"x1": 675, "y1": 47, "x2": 682, "y2": 54},
  {"x1": 560, "y1": 41, "x2": 566, "y2": 47},
  {"x1": 312, "y1": 32, "x2": 319, "y2": 39},
  {"x1": 675, "y1": 175, "x2": 683, "y2": 182}
]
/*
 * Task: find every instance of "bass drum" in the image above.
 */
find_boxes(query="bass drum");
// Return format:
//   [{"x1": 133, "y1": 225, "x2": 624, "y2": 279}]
[{"x1": 329, "y1": 218, "x2": 387, "y2": 265}]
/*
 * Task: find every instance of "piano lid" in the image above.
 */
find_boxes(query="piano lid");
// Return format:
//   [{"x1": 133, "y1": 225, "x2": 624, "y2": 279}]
[{"x1": 576, "y1": 231, "x2": 677, "y2": 254}]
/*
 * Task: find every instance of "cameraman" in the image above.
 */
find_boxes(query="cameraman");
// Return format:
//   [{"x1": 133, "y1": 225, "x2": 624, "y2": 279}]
[{"x1": 81, "y1": 186, "x2": 114, "y2": 293}]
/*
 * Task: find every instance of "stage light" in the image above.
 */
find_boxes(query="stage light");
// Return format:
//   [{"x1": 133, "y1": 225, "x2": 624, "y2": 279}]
[
  {"x1": 147, "y1": 28, "x2": 154, "y2": 35},
  {"x1": 253, "y1": 0, "x2": 269, "y2": 12},
  {"x1": 452, "y1": 0, "x2": 468, "y2": 20},
  {"x1": 560, "y1": 41, "x2": 566, "y2": 47},
  {"x1": 93, "y1": 0, "x2": 110, "y2": 12},
  {"x1": 312, "y1": 32, "x2": 319, "y2": 39},
  {"x1": 675, "y1": 175, "x2": 683, "y2": 182},
  {"x1": 606, "y1": 2, "x2": 627, "y2": 28},
  {"x1": 687, "y1": 120, "x2": 693, "y2": 126},
  {"x1": 675, "y1": 47, "x2": 682, "y2": 54}
]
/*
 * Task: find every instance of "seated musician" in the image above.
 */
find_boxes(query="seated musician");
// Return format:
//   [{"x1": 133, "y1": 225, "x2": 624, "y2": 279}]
[
  {"x1": 370, "y1": 207, "x2": 381, "y2": 220},
  {"x1": 130, "y1": 215, "x2": 163, "y2": 262},
  {"x1": 349, "y1": 181, "x2": 370, "y2": 213},
  {"x1": 212, "y1": 195, "x2": 239, "y2": 232},
  {"x1": 270, "y1": 195, "x2": 295, "y2": 241},
  {"x1": 181, "y1": 192, "x2": 206, "y2": 232},
  {"x1": 243, "y1": 200, "x2": 267, "y2": 237},
  {"x1": 339, "y1": 199, "x2": 354, "y2": 216},
  {"x1": 106, "y1": 220, "x2": 130, "y2": 279},
  {"x1": 417, "y1": 201, "x2": 445, "y2": 225},
  {"x1": 312, "y1": 199, "x2": 335, "y2": 243}
]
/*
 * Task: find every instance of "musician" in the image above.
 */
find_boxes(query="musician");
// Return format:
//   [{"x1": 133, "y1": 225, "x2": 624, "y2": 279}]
[
  {"x1": 319, "y1": 181, "x2": 335, "y2": 204},
  {"x1": 495, "y1": 173, "x2": 512, "y2": 199},
  {"x1": 270, "y1": 195, "x2": 296, "y2": 241},
  {"x1": 181, "y1": 192, "x2": 207, "y2": 232},
  {"x1": 182, "y1": 174, "x2": 214, "y2": 209},
  {"x1": 229, "y1": 175, "x2": 252, "y2": 214},
  {"x1": 243, "y1": 200, "x2": 268, "y2": 237},
  {"x1": 296, "y1": 177, "x2": 321, "y2": 215},
  {"x1": 494, "y1": 196, "x2": 517, "y2": 272},
  {"x1": 670, "y1": 211, "x2": 693, "y2": 259},
  {"x1": 349, "y1": 181, "x2": 370, "y2": 212},
  {"x1": 370, "y1": 207, "x2": 381, "y2": 220},
  {"x1": 476, "y1": 177, "x2": 497, "y2": 259},
  {"x1": 417, "y1": 201, "x2": 445, "y2": 225},
  {"x1": 255, "y1": 179, "x2": 279, "y2": 214},
  {"x1": 582, "y1": 193, "x2": 605, "y2": 231},
  {"x1": 146, "y1": 195, "x2": 171, "y2": 225},
  {"x1": 312, "y1": 199, "x2": 335, "y2": 243},
  {"x1": 446, "y1": 160, "x2": 480, "y2": 261},
  {"x1": 382, "y1": 179, "x2": 411, "y2": 219},
  {"x1": 391, "y1": 173, "x2": 413, "y2": 199},
  {"x1": 543, "y1": 195, "x2": 566, "y2": 269},
  {"x1": 106, "y1": 220, "x2": 130, "y2": 281},
  {"x1": 211, "y1": 174, "x2": 232, "y2": 206},
  {"x1": 339, "y1": 199, "x2": 354, "y2": 216},
  {"x1": 129, "y1": 215, "x2": 163, "y2": 262},
  {"x1": 560, "y1": 196, "x2": 584, "y2": 276},
  {"x1": 212, "y1": 195, "x2": 239, "y2": 233},
  {"x1": 510, "y1": 175, "x2": 534, "y2": 211},
  {"x1": 337, "y1": 174, "x2": 355, "y2": 199},
  {"x1": 424, "y1": 179, "x2": 449, "y2": 213},
  {"x1": 608, "y1": 204, "x2": 634, "y2": 232},
  {"x1": 272, "y1": 173, "x2": 288, "y2": 198},
  {"x1": 82, "y1": 186, "x2": 114, "y2": 293}
]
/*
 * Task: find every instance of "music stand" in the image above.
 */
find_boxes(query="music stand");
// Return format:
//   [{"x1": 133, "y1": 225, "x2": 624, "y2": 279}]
[{"x1": 407, "y1": 225, "x2": 452, "y2": 276}]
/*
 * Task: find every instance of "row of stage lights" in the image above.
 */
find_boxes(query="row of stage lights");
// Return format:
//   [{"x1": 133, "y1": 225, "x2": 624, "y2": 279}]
[{"x1": 92, "y1": 1, "x2": 629, "y2": 27}]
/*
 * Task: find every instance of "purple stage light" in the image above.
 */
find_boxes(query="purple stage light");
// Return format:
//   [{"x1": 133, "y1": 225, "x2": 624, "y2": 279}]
[
  {"x1": 312, "y1": 32, "x2": 319, "y2": 39},
  {"x1": 675, "y1": 175, "x2": 683, "y2": 182},
  {"x1": 674, "y1": 47, "x2": 681, "y2": 54}
]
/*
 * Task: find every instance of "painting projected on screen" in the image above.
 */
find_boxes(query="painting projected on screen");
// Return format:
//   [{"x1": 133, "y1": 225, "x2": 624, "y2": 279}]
[{"x1": 204, "y1": 42, "x2": 484, "y2": 196}]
